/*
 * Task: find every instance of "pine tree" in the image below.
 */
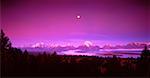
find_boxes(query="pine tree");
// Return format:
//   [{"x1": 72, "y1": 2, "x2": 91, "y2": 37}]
[
  {"x1": 0, "y1": 29, "x2": 12, "y2": 52},
  {"x1": 141, "y1": 45, "x2": 150, "y2": 59}
]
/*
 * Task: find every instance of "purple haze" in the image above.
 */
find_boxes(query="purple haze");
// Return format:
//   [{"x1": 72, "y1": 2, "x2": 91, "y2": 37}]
[{"x1": 1, "y1": 0, "x2": 150, "y2": 47}]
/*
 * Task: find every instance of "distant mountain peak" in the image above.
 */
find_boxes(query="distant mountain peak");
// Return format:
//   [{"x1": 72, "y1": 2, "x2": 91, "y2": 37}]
[
  {"x1": 31, "y1": 42, "x2": 47, "y2": 48},
  {"x1": 84, "y1": 41, "x2": 93, "y2": 47}
]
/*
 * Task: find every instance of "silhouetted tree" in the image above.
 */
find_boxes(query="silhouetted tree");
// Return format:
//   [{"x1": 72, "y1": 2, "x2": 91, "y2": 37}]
[
  {"x1": 141, "y1": 45, "x2": 150, "y2": 59},
  {"x1": 0, "y1": 29, "x2": 12, "y2": 52},
  {"x1": 52, "y1": 51, "x2": 57, "y2": 56}
]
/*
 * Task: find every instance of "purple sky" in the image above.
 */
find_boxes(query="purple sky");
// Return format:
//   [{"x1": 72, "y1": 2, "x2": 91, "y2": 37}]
[{"x1": 1, "y1": 0, "x2": 150, "y2": 47}]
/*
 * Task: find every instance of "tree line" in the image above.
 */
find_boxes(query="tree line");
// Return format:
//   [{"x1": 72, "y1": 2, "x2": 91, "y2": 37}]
[{"x1": 1, "y1": 29, "x2": 150, "y2": 77}]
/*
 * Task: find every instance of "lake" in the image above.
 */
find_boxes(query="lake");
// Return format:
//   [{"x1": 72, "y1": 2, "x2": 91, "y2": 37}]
[
  {"x1": 23, "y1": 48, "x2": 143, "y2": 58},
  {"x1": 57, "y1": 49, "x2": 143, "y2": 58}
]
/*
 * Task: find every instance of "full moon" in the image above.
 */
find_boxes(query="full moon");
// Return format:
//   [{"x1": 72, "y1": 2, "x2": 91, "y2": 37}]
[{"x1": 76, "y1": 15, "x2": 81, "y2": 19}]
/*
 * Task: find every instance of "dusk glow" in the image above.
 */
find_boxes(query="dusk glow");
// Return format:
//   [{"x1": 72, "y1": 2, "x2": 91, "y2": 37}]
[
  {"x1": 1, "y1": 0, "x2": 150, "y2": 76},
  {"x1": 1, "y1": 0, "x2": 149, "y2": 47}
]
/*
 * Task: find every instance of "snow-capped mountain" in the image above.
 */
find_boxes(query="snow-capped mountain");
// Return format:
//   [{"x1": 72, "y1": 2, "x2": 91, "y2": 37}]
[
  {"x1": 102, "y1": 42, "x2": 150, "y2": 49},
  {"x1": 31, "y1": 42, "x2": 48, "y2": 48},
  {"x1": 19, "y1": 41, "x2": 150, "y2": 52}
]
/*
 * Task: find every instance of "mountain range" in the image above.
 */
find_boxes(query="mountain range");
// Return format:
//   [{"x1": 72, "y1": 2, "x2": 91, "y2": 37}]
[{"x1": 19, "y1": 42, "x2": 150, "y2": 52}]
